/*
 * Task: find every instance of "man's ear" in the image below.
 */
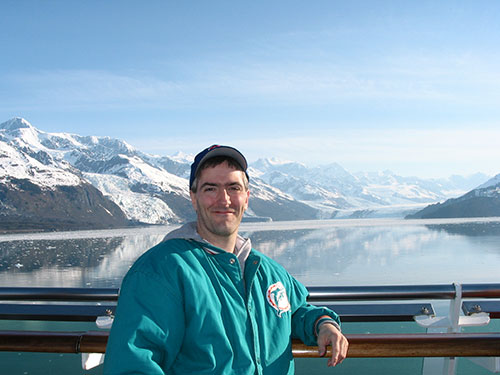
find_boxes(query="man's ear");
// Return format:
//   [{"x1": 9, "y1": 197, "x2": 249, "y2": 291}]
[{"x1": 190, "y1": 191, "x2": 197, "y2": 212}]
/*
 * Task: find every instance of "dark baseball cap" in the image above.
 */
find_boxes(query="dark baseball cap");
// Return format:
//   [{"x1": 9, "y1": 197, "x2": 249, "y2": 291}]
[{"x1": 190, "y1": 145, "x2": 249, "y2": 190}]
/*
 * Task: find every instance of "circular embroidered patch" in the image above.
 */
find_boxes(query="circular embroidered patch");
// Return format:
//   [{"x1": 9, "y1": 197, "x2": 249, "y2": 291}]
[{"x1": 266, "y1": 281, "x2": 291, "y2": 317}]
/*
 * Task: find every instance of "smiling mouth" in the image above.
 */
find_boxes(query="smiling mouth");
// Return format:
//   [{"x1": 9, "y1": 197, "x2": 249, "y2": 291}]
[{"x1": 213, "y1": 210, "x2": 234, "y2": 215}]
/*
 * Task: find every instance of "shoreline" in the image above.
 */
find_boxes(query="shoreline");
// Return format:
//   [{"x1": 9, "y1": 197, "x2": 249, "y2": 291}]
[{"x1": 2, "y1": 217, "x2": 500, "y2": 242}]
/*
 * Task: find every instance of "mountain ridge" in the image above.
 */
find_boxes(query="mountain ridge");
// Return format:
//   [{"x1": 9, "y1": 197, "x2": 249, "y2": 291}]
[
  {"x1": 0, "y1": 117, "x2": 495, "y2": 230},
  {"x1": 406, "y1": 174, "x2": 500, "y2": 219}
]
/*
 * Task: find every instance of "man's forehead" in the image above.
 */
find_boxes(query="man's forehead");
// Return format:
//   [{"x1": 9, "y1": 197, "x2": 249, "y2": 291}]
[{"x1": 198, "y1": 163, "x2": 246, "y2": 183}]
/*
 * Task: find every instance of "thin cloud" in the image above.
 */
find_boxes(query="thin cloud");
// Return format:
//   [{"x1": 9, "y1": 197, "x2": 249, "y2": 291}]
[
  {"x1": 4, "y1": 48, "x2": 500, "y2": 113},
  {"x1": 2, "y1": 70, "x2": 183, "y2": 110}
]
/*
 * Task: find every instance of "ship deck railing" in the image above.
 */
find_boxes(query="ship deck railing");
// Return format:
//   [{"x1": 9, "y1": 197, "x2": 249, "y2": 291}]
[{"x1": 1, "y1": 283, "x2": 500, "y2": 372}]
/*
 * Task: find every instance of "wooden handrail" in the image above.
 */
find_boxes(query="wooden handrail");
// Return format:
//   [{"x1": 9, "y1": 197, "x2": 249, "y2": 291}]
[
  {"x1": 295, "y1": 333, "x2": 500, "y2": 358},
  {"x1": 1, "y1": 331, "x2": 500, "y2": 358},
  {"x1": 0, "y1": 330, "x2": 108, "y2": 354}
]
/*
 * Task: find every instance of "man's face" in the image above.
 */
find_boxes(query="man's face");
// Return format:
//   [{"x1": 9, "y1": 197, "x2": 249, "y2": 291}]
[{"x1": 190, "y1": 161, "x2": 249, "y2": 244}]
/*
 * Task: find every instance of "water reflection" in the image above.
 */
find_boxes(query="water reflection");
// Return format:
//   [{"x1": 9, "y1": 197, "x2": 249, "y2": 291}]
[
  {"x1": 90, "y1": 234, "x2": 165, "y2": 287},
  {"x1": 0, "y1": 237, "x2": 124, "y2": 272},
  {"x1": 0, "y1": 220, "x2": 499, "y2": 288},
  {"x1": 426, "y1": 221, "x2": 500, "y2": 237},
  {"x1": 243, "y1": 226, "x2": 446, "y2": 286},
  {"x1": 0, "y1": 235, "x2": 164, "y2": 287}
]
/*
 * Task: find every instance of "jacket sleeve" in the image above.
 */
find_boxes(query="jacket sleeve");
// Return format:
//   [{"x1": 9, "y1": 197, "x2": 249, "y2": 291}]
[
  {"x1": 288, "y1": 276, "x2": 341, "y2": 346},
  {"x1": 103, "y1": 269, "x2": 184, "y2": 375}
]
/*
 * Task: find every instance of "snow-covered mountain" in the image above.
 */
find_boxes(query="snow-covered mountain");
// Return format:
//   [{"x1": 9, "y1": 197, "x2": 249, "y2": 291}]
[
  {"x1": 406, "y1": 173, "x2": 500, "y2": 219},
  {"x1": 0, "y1": 118, "x2": 316, "y2": 227},
  {"x1": 477, "y1": 174, "x2": 500, "y2": 191},
  {"x1": 250, "y1": 157, "x2": 490, "y2": 218},
  {"x1": 0, "y1": 118, "x2": 191, "y2": 226},
  {"x1": 0, "y1": 118, "x2": 494, "y2": 230},
  {"x1": 0, "y1": 119, "x2": 130, "y2": 231},
  {"x1": 0, "y1": 118, "x2": 83, "y2": 187}
]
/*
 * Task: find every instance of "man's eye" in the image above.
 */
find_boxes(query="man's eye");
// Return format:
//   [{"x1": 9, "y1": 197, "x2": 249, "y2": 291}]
[
  {"x1": 229, "y1": 186, "x2": 241, "y2": 192},
  {"x1": 203, "y1": 187, "x2": 216, "y2": 192}
]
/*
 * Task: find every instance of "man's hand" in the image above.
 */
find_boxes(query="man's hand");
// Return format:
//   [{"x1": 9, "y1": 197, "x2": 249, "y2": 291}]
[{"x1": 317, "y1": 323, "x2": 348, "y2": 367}]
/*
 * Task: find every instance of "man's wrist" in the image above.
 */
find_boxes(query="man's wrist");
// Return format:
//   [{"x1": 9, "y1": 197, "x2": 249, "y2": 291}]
[{"x1": 314, "y1": 315, "x2": 340, "y2": 336}]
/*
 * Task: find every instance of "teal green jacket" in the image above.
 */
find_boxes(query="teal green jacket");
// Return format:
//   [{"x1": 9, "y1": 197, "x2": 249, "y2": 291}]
[{"x1": 103, "y1": 238, "x2": 340, "y2": 375}]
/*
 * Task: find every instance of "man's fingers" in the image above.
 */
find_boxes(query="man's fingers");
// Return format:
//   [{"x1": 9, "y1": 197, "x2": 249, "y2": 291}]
[
  {"x1": 328, "y1": 340, "x2": 340, "y2": 366},
  {"x1": 332, "y1": 336, "x2": 348, "y2": 366},
  {"x1": 327, "y1": 335, "x2": 348, "y2": 367},
  {"x1": 317, "y1": 340, "x2": 327, "y2": 357},
  {"x1": 317, "y1": 324, "x2": 349, "y2": 367}
]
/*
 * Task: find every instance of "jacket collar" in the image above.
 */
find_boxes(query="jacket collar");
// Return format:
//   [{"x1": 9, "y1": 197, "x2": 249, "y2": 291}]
[{"x1": 163, "y1": 221, "x2": 253, "y2": 273}]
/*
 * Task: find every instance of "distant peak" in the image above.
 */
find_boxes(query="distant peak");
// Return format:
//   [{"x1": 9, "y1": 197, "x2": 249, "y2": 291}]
[
  {"x1": 253, "y1": 157, "x2": 298, "y2": 167},
  {"x1": 170, "y1": 151, "x2": 194, "y2": 163},
  {"x1": 477, "y1": 173, "x2": 500, "y2": 190},
  {"x1": 267, "y1": 157, "x2": 295, "y2": 165},
  {"x1": 0, "y1": 117, "x2": 34, "y2": 131}
]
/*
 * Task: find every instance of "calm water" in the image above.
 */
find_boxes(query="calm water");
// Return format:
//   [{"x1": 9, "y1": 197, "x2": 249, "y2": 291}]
[
  {"x1": 1, "y1": 217, "x2": 500, "y2": 287},
  {"x1": 1, "y1": 217, "x2": 500, "y2": 374}
]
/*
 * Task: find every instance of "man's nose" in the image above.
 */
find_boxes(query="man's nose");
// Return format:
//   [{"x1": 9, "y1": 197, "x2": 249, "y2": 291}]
[{"x1": 217, "y1": 188, "x2": 231, "y2": 205}]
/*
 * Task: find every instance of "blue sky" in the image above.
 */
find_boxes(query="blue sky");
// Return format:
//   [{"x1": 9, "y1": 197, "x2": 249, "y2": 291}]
[{"x1": 1, "y1": 1, "x2": 499, "y2": 178}]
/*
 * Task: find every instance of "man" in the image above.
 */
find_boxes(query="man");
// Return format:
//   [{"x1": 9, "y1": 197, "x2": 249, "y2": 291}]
[{"x1": 104, "y1": 145, "x2": 348, "y2": 374}]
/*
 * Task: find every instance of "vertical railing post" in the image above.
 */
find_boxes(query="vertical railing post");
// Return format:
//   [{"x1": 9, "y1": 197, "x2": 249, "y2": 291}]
[
  {"x1": 419, "y1": 283, "x2": 493, "y2": 375},
  {"x1": 421, "y1": 283, "x2": 461, "y2": 375},
  {"x1": 445, "y1": 283, "x2": 463, "y2": 374},
  {"x1": 448, "y1": 283, "x2": 462, "y2": 333}
]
